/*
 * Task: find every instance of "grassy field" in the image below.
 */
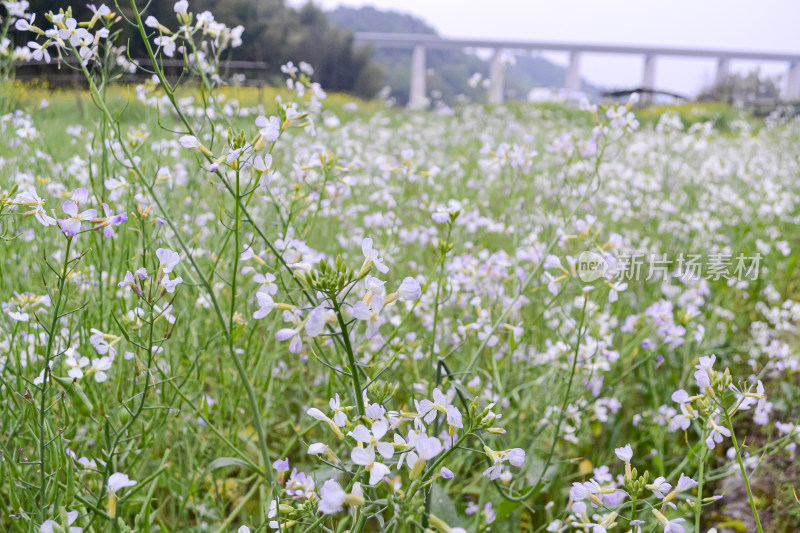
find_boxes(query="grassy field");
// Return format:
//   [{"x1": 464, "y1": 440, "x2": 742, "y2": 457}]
[{"x1": 2, "y1": 6, "x2": 800, "y2": 533}]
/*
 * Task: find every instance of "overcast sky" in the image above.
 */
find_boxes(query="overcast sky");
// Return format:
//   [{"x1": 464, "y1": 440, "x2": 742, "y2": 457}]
[{"x1": 297, "y1": 0, "x2": 800, "y2": 96}]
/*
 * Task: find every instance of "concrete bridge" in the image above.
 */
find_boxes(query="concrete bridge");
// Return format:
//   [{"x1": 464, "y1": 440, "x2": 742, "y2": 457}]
[{"x1": 353, "y1": 32, "x2": 800, "y2": 108}]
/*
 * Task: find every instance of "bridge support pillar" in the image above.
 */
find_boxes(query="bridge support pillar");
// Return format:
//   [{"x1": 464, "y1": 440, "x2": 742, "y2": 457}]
[
  {"x1": 565, "y1": 51, "x2": 582, "y2": 94},
  {"x1": 786, "y1": 61, "x2": 800, "y2": 101},
  {"x1": 409, "y1": 44, "x2": 427, "y2": 109},
  {"x1": 715, "y1": 57, "x2": 730, "y2": 86},
  {"x1": 641, "y1": 54, "x2": 656, "y2": 105},
  {"x1": 488, "y1": 49, "x2": 505, "y2": 104}
]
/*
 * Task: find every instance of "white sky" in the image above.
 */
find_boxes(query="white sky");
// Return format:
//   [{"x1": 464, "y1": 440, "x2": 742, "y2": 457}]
[{"x1": 298, "y1": 0, "x2": 800, "y2": 96}]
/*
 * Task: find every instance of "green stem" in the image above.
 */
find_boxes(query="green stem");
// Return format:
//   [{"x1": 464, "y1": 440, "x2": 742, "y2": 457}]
[
  {"x1": 722, "y1": 396, "x2": 763, "y2": 533},
  {"x1": 129, "y1": 0, "x2": 316, "y2": 307},
  {"x1": 71, "y1": 39, "x2": 274, "y2": 484},
  {"x1": 407, "y1": 431, "x2": 471, "y2": 500},
  {"x1": 38, "y1": 236, "x2": 73, "y2": 521},
  {"x1": 302, "y1": 514, "x2": 329, "y2": 533},
  {"x1": 463, "y1": 144, "x2": 606, "y2": 375},
  {"x1": 428, "y1": 223, "x2": 452, "y2": 392},
  {"x1": 230, "y1": 168, "x2": 241, "y2": 337},
  {"x1": 646, "y1": 358, "x2": 665, "y2": 476},
  {"x1": 495, "y1": 297, "x2": 587, "y2": 503},
  {"x1": 331, "y1": 294, "x2": 365, "y2": 417},
  {"x1": 695, "y1": 428, "x2": 709, "y2": 532}
]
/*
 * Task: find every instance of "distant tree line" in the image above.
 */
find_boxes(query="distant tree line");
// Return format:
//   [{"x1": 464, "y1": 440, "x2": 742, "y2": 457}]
[
  {"x1": 5, "y1": 0, "x2": 385, "y2": 98},
  {"x1": 698, "y1": 69, "x2": 782, "y2": 104}
]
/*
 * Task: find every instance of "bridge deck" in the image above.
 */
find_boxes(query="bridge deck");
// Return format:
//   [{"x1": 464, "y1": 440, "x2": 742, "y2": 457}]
[{"x1": 353, "y1": 32, "x2": 800, "y2": 62}]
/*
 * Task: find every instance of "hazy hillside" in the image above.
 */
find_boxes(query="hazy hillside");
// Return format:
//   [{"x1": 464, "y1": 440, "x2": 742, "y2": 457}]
[
  {"x1": 328, "y1": 6, "x2": 602, "y2": 104},
  {"x1": 328, "y1": 6, "x2": 438, "y2": 35}
]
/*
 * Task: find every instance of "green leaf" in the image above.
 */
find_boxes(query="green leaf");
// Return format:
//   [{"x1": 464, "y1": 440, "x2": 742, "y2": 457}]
[
  {"x1": 494, "y1": 498, "x2": 522, "y2": 522},
  {"x1": 523, "y1": 453, "x2": 555, "y2": 489},
  {"x1": 195, "y1": 457, "x2": 257, "y2": 489},
  {"x1": 429, "y1": 483, "x2": 465, "y2": 528},
  {"x1": 231, "y1": 323, "x2": 246, "y2": 343}
]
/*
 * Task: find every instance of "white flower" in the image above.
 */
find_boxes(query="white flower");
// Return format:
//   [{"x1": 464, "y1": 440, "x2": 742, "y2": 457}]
[
  {"x1": 318, "y1": 479, "x2": 364, "y2": 514},
  {"x1": 417, "y1": 388, "x2": 462, "y2": 428},
  {"x1": 405, "y1": 433, "x2": 443, "y2": 478},
  {"x1": 88, "y1": 4, "x2": 111, "y2": 17},
  {"x1": 156, "y1": 248, "x2": 181, "y2": 273},
  {"x1": 65, "y1": 353, "x2": 89, "y2": 380},
  {"x1": 281, "y1": 61, "x2": 298, "y2": 76},
  {"x1": 254, "y1": 154, "x2": 273, "y2": 173},
  {"x1": 304, "y1": 306, "x2": 328, "y2": 337},
  {"x1": 350, "y1": 445, "x2": 392, "y2": 485},
  {"x1": 15, "y1": 189, "x2": 56, "y2": 226},
  {"x1": 160, "y1": 274, "x2": 183, "y2": 293},
  {"x1": 675, "y1": 473, "x2": 698, "y2": 492},
  {"x1": 275, "y1": 309, "x2": 305, "y2": 353},
  {"x1": 646, "y1": 476, "x2": 671, "y2": 499},
  {"x1": 431, "y1": 207, "x2": 449, "y2": 223},
  {"x1": 349, "y1": 421, "x2": 394, "y2": 459},
  {"x1": 299, "y1": 61, "x2": 314, "y2": 75},
  {"x1": 154, "y1": 35, "x2": 176, "y2": 57},
  {"x1": 253, "y1": 290, "x2": 275, "y2": 319},
  {"x1": 308, "y1": 442, "x2": 338, "y2": 463},
  {"x1": 255, "y1": 115, "x2": 281, "y2": 142},
  {"x1": 90, "y1": 356, "x2": 113, "y2": 382},
  {"x1": 351, "y1": 298, "x2": 383, "y2": 338},
  {"x1": 417, "y1": 435, "x2": 443, "y2": 462},
  {"x1": 482, "y1": 446, "x2": 526, "y2": 480},
  {"x1": 90, "y1": 329, "x2": 117, "y2": 356},
  {"x1": 364, "y1": 402, "x2": 385, "y2": 421},
  {"x1": 28, "y1": 41, "x2": 51, "y2": 63},
  {"x1": 249, "y1": 270, "x2": 277, "y2": 295},
  {"x1": 179, "y1": 135, "x2": 201, "y2": 148},
  {"x1": 107, "y1": 472, "x2": 136, "y2": 494},
  {"x1": 174, "y1": 0, "x2": 189, "y2": 14},
  {"x1": 614, "y1": 444, "x2": 633, "y2": 464},
  {"x1": 39, "y1": 509, "x2": 81, "y2": 533},
  {"x1": 705, "y1": 421, "x2": 731, "y2": 449},
  {"x1": 15, "y1": 14, "x2": 35, "y2": 32},
  {"x1": 329, "y1": 394, "x2": 348, "y2": 426},
  {"x1": 608, "y1": 280, "x2": 627, "y2": 302},
  {"x1": 59, "y1": 17, "x2": 91, "y2": 46},
  {"x1": 694, "y1": 355, "x2": 717, "y2": 390},
  {"x1": 569, "y1": 480, "x2": 603, "y2": 505},
  {"x1": 361, "y1": 237, "x2": 389, "y2": 274},
  {"x1": 59, "y1": 189, "x2": 97, "y2": 236},
  {"x1": 307, "y1": 407, "x2": 344, "y2": 439},
  {"x1": 506, "y1": 448, "x2": 526, "y2": 467},
  {"x1": 694, "y1": 368, "x2": 711, "y2": 389},
  {"x1": 398, "y1": 277, "x2": 421, "y2": 301},
  {"x1": 318, "y1": 479, "x2": 346, "y2": 514},
  {"x1": 275, "y1": 327, "x2": 301, "y2": 352},
  {"x1": 308, "y1": 443, "x2": 327, "y2": 455},
  {"x1": 155, "y1": 303, "x2": 177, "y2": 324},
  {"x1": 652, "y1": 509, "x2": 686, "y2": 533}
]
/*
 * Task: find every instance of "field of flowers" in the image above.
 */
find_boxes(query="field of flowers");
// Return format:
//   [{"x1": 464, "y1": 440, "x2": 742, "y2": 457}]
[{"x1": 2, "y1": 2, "x2": 800, "y2": 533}]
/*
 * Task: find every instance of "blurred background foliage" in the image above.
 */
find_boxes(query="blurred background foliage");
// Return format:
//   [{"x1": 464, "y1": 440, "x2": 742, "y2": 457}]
[{"x1": 6, "y1": 1, "x2": 602, "y2": 104}]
